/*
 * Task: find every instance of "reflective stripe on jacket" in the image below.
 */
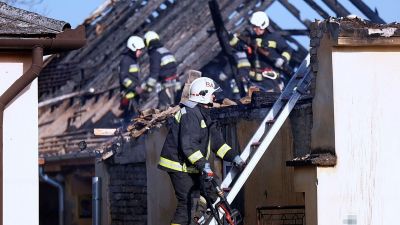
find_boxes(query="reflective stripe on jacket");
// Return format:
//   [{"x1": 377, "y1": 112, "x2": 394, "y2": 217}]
[
  {"x1": 158, "y1": 101, "x2": 237, "y2": 173},
  {"x1": 119, "y1": 49, "x2": 140, "y2": 97},
  {"x1": 148, "y1": 44, "x2": 177, "y2": 82},
  {"x1": 230, "y1": 29, "x2": 293, "y2": 72}
]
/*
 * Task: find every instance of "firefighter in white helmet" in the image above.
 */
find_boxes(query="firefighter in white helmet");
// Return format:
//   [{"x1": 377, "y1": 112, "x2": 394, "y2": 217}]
[
  {"x1": 118, "y1": 36, "x2": 145, "y2": 122},
  {"x1": 158, "y1": 77, "x2": 246, "y2": 224},
  {"x1": 229, "y1": 11, "x2": 293, "y2": 93},
  {"x1": 141, "y1": 30, "x2": 179, "y2": 110}
]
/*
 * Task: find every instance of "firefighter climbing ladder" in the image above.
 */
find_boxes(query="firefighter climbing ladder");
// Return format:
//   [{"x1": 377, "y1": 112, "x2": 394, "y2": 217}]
[{"x1": 207, "y1": 54, "x2": 312, "y2": 225}]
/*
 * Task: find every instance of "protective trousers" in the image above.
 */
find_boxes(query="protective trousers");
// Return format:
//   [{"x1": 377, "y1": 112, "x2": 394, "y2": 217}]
[
  {"x1": 168, "y1": 172, "x2": 200, "y2": 225},
  {"x1": 168, "y1": 172, "x2": 219, "y2": 225},
  {"x1": 120, "y1": 97, "x2": 139, "y2": 123}
]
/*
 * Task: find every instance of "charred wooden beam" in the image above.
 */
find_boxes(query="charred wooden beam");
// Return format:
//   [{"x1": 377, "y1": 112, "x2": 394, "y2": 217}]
[
  {"x1": 348, "y1": 0, "x2": 385, "y2": 24},
  {"x1": 278, "y1": 0, "x2": 312, "y2": 28},
  {"x1": 65, "y1": 0, "x2": 142, "y2": 61},
  {"x1": 277, "y1": 29, "x2": 309, "y2": 36},
  {"x1": 269, "y1": 19, "x2": 308, "y2": 64},
  {"x1": 209, "y1": 0, "x2": 246, "y2": 96},
  {"x1": 77, "y1": 0, "x2": 163, "y2": 61},
  {"x1": 303, "y1": 0, "x2": 330, "y2": 19},
  {"x1": 58, "y1": 0, "x2": 171, "y2": 94},
  {"x1": 150, "y1": 1, "x2": 192, "y2": 41},
  {"x1": 321, "y1": 0, "x2": 350, "y2": 17}
]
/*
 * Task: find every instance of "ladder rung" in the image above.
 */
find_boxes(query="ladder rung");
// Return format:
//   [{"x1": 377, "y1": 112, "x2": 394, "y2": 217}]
[
  {"x1": 251, "y1": 141, "x2": 261, "y2": 148},
  {"x1": 205, "y1": 54, "x2": 311, "y2": 225},
  {"x1": 281, "y1": 95, "x2": 290, "y2": 102},
  {"x1": 266, "y1": 119, "x2": 275, "y2": 124},
  {"x1": 222, "y1": 187, "x2": 231, "y2": 192},
  {"x1": 294, "y1": 86, "x2": 308, "y2": 95}
]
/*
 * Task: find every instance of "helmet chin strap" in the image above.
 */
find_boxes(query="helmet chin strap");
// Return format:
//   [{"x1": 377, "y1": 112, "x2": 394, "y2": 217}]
[{"x1": 198, "y1": 102, "x2": 213, "y2": 108}]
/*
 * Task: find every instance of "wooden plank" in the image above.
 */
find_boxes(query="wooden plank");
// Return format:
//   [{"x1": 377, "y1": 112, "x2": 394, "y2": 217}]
[
  {"x1": 303, "y1": 0, "x2": 330, "y2": 19},
  {"x1": 93, "y1": 128, "x2": 117, "y2": 136},
  {"x1": 38, "y1": 90, "x2": 89, "y2": 108},
  {"x1": 348, "y1": 0, "x2": 385, "y2": 23},
  {"x1": 180, "y1": 70, "x2": 202, "y2": 103},
  {"x1": 278, "y1": 0, "x2": 312, "y2": 28}
]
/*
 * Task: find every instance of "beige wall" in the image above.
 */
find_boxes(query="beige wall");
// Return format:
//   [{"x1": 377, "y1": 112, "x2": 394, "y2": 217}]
[
  {"x1": 238, "y1": 119, "x2": 304, "y2": 225},
  {"x1": 0, "y1": 54, "x2": 39, "y2": 225},
  {"x1": 315, "y1": 48, "x2": 400, "y2": 225},
  {"x1": 293, "y1": 167, "x2": 317, "y2": 225},
  {"x1": 146, "y1": 127, "x2": 176, "y2": 225}
]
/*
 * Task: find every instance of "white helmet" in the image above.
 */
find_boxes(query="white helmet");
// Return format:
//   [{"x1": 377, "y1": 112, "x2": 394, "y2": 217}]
[
  {"x1": 189, "y1": 77, "x2": 221, "y2": 104},
  {"x1": 144, "y1": 30, "x2": 160, "y2": 47},
  {"x1": 250, "y1": 11, "x2": 269, "y2": 29},
  {"x1": 127, "y1": 36, "x2": 145, "y2": 52}
]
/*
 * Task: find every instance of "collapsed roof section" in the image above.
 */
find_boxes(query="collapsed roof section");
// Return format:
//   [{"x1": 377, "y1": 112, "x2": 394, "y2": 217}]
[
  {"x1": 38, "y1": 0, "x2": 386, "y2": 160},
  {"x1": 37, "y1": 0, "x2": 386, "y2": 100}
]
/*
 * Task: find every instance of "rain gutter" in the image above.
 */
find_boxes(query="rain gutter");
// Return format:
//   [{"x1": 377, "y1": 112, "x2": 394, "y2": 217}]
[{"x1": 0, "y1": 25, "x2": 85, "y2": 225}]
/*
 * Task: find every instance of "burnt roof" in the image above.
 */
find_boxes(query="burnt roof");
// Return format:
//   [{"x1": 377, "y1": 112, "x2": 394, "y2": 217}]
[
  {"x1": 0, "y1": 2, "x2": 70, "y2": 36},
  {"x1": 310, "y1": 17, "x2": 400, "y2": 45},
  {"x1": 38, "y1": 0, "x2": 387, "y2": 160}
]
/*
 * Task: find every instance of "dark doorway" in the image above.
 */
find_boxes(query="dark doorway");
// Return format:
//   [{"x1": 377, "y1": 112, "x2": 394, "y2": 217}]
[{"x1": 39, "y1": 182, "x2": 59, "y2": 225}]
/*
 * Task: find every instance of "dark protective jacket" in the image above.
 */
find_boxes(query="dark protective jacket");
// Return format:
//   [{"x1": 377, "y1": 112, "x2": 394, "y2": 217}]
[
  {"x1": 159, "y1": 101, "x2": 237, "y2": 173},
  {"x1": 230, "y1": 28, "x2": 293, "y2": 71},
  {"x1": 148, "y1": 41, "x2": 177, "y2": 82},
  {"x1": 119, "y1": 49, "x2": 140, "y2": 98}
]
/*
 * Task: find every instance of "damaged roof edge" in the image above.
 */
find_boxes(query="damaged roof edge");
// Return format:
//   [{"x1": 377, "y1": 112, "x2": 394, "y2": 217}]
[
  {"x1": 286, "y1": 152, "x2": 337, "y2": 167},
  {"x1": 312, "y1": 17, "x2": 400, "y2": 46}
]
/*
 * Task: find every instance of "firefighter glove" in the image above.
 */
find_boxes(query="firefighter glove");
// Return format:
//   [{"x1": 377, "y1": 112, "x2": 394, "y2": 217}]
[
  {"x1": 144, "y1": 77, "x2": 157, "y2": 92},
  {"x1": 274, "y1": 57, "x2": 285, "y2": 69},
  {"x1": 233, "y1": 155, "x2": 246, "y2": 171},
  {"x1": 237, "y1": 41, "x2": 249, "y2": 52},
  {"x1": 202, "y1": 162, "x2": 214, "y2": 181},
  {"x1": 135, "y1": 86, "x2": 144, "y2": 95}
]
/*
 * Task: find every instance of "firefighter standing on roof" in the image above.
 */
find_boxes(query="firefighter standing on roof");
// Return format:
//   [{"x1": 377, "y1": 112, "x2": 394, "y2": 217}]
[
  {"x1": 158, "y1": 77, "x2": 246, "y2": 225},
  {"x1": 119, "y1": 35, "x2": 145, "y2": 122},
  {"x1": 142, "y1": 31, "x2": 180, "y2": 110},
  {"x1": 229, "y1": 11, "x2": 293, "y2": 93}
]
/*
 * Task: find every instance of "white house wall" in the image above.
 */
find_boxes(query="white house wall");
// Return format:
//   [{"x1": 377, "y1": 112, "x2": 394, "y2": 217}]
[
  {"x1": 316, "y1": 49, "x2": 400, "y2": 225},
  {"x1": 0, "y1": 55, "x2": 38, "y2": 225}
]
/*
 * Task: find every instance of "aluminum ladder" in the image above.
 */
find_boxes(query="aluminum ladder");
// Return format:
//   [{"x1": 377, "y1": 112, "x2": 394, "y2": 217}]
[{"x1": 206, "y1": 54, "x2": 312, "y2": 225}]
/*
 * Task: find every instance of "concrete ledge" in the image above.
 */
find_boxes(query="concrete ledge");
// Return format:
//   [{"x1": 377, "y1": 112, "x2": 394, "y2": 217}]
[{"x1": 286, "y1": 152, "x2": 336, "y2": 167}]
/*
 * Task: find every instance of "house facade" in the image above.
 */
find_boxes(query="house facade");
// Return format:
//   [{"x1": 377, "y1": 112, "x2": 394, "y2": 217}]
[
  {"x1": 292, "y1": 18, "x2": 400, "y2": 225},
  {"x1": 0, "y1": 3, "x2": 85, "y2": 225}
]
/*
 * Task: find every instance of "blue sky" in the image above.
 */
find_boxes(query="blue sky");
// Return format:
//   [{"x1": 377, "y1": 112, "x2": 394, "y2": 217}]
[
  {"x1": 11, "y1": 0, "x2": 400, "y2": 48},
  {"x1": 13, "y1": 0, "x2": 105, "y2": 28},
  {"x1": 12, "y1": 0, "x2": 400, "y2": 29},
  {"x1": 265, "y1": 0, "x2": 400, "y2": 48}
]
